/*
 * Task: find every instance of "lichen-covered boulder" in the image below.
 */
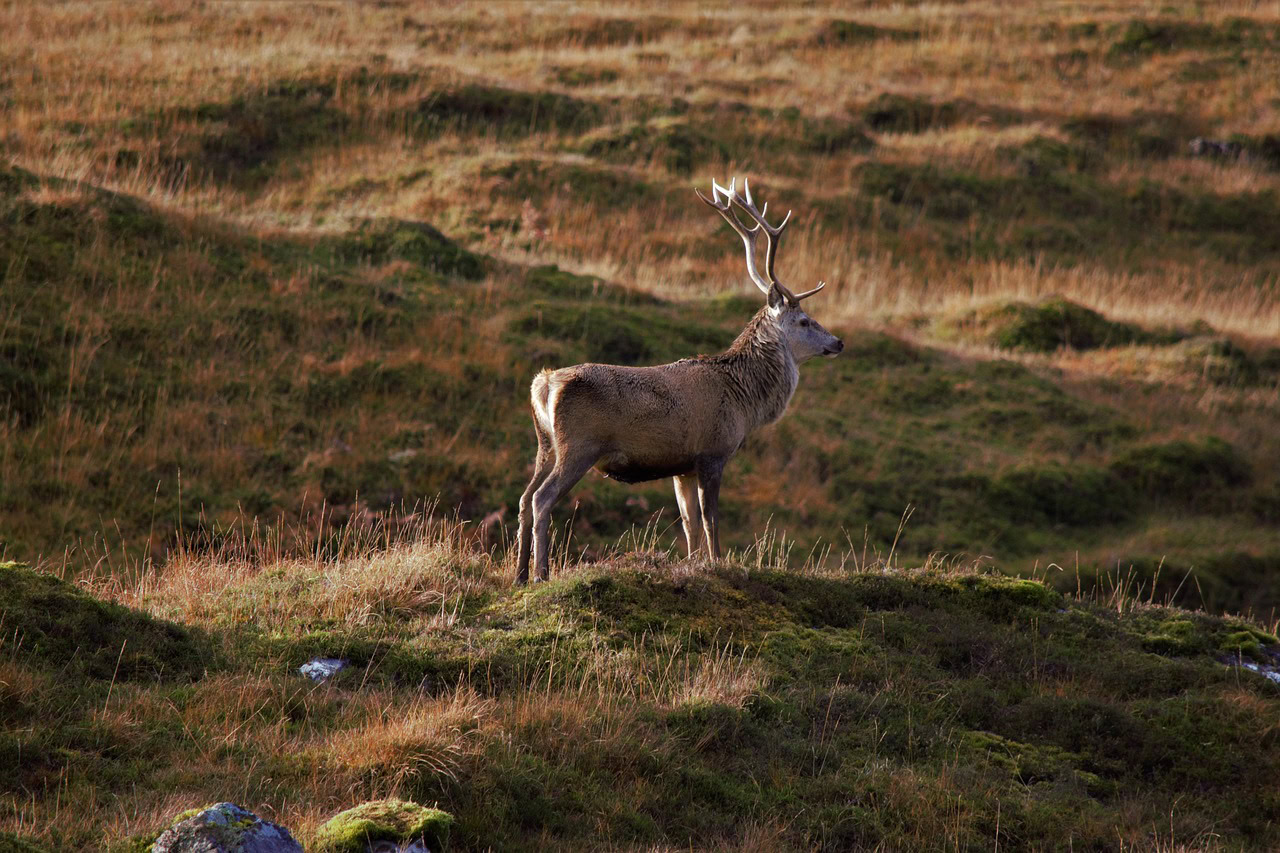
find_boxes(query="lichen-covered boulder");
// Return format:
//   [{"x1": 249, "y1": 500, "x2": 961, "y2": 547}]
[
  {"x1": 313, "y1": 800, "x2": 454, "y2": 853},
  {"x1": 152, "y1": 802, "x2": 302, "y2": 853}
]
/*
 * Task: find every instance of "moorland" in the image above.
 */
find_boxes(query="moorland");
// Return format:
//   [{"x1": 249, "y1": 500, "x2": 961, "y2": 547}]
[{"x1": 3, "y1": 2, "x2": 1280, "y2": 850}]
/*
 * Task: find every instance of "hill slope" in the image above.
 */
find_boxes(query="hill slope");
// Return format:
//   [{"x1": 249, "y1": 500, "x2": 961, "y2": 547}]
[
  {"x1": 2, "y1": 161, "x2": 1279, "y2": 615},
  {"x1": 3, "y1": 543, "x2": 1280, "y2": 850}
]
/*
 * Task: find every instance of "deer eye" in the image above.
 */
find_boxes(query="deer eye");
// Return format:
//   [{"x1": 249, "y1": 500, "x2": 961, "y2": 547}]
[{"x1": 799, "y1": 319, "x2": 810, "y2": 328}]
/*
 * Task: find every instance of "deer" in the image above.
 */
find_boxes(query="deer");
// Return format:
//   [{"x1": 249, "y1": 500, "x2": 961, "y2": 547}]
[{"x1": 515, "y1": 177, "x2": 843, "y2": 584}]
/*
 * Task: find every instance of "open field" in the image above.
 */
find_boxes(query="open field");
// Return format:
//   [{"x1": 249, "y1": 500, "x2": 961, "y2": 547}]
[{"x1": 3, "y1": 2, "x2": 1280, "y2": 847}]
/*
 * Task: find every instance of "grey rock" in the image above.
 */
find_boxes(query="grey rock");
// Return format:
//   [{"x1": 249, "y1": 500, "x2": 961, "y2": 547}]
[
  {"x1": 299, "y1": 657, "x2": 348, "y2": 681},
  {"x1": 152, "y1": 803, "x2": 302, "y2": 853}
]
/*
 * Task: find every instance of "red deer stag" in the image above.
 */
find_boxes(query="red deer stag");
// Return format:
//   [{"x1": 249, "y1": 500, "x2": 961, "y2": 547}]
[{"x1": 515, "y1": 177, "x2": 843, "y2": 583}]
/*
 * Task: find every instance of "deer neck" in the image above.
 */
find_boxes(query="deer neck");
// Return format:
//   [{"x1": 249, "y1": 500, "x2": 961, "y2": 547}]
[{"x1": 719, "y1": 310, "x2": 800, "y2": 430}]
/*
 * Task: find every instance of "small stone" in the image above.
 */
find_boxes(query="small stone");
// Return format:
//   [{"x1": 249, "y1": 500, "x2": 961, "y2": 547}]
[
  {"x1": 313, "y1": 800, "x2": 454, "y2": 853},
  {"x1": 299, "y1": 658, "x2": 348, "y2": 681},
  {"x1": 152, "y1": 802, "x2": 302, "y2": 853},
  {"x1": 1241, "y1": 661, "x2": 1280, "y2": 685}
]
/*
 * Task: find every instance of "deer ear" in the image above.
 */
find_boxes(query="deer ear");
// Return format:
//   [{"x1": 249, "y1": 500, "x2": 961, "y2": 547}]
[{"x1": 767, "y1": 283, "x2": 786, "y2": 310}]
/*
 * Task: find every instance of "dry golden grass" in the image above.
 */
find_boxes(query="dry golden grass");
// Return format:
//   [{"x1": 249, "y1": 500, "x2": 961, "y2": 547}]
[{"x1": 5, "y1": 0, "x2": 1279, "y2": 340}]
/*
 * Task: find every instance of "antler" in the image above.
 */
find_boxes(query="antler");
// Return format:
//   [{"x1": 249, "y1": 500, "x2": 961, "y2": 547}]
[
  {"x1": 696, "y1": 177, "x2": 827, "y2": 304},
  {"x1": 695, "y1": 177, "x2": 773, "y2": 298}
]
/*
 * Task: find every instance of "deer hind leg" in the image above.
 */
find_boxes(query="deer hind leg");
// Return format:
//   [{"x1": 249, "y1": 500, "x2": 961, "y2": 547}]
[
  {"x1": 673, "y1": 474, "x2": 704, "y2": 558},
  {"x1": 531, "y1": 444, "x2": 600, "y2": 582},
  {"x1": 516, "y1": 417, "x2": 555, "y2": 585},
  {"x1": 696, "y1": 459, "x2": 725, "y2": 560}
]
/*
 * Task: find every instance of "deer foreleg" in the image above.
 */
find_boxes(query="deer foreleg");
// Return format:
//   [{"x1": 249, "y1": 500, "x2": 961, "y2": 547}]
[
  {"x1": 673, "y1": 474, "x2": 704, "y2": 557},
  {"x1": 696, "y1": 459, "x2": 725, "y2": 560}
]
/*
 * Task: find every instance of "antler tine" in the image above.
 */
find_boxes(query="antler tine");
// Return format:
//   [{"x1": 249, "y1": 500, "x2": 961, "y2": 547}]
[
  {"x1": 698, "y1": 176, "x2": 820, "y2": 305},
  {"x1": 731, "y1": 178, "x2": 796, "y2": 302},
  {"x1": 696, "y1": 179, "x2": 772, "y2": 297},
  {"x1": 790, "y1": 280, "x2": 826, "y2": 301}
]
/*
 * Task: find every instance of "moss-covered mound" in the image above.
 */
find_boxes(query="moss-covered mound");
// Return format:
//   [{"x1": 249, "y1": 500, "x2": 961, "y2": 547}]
[
  {"x1": 944, "y1": 298, "x2": 1164, "y2": 353},
  {"x1": 314, "y1": 800, "x2": 453, "y2": 853},
  {"x1": 0, "y1": 562, "x2": 209, "y2": 681}
]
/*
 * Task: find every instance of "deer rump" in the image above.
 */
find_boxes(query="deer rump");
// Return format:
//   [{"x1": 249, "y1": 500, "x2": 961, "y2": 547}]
[{"x1": 534, "y1": 363, "x2": 728, "y2": 485}]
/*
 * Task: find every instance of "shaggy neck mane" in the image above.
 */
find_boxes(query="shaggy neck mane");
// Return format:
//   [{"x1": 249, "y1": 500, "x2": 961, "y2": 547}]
[{"x1": 697, "y1": 308, "x2": 797, "y2": 427}]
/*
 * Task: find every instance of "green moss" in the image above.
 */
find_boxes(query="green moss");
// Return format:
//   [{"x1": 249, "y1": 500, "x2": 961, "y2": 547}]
[
  {"x1": 314, "y1": 800, "x2": 454, "y2": 853},
  {"x1": 1221, "y1": 630, "x2": 1263, "y2": 656},
  {"x1": 950, "y1": 575, "x2": 1063, "y2": 621},
  {"x1": 0, "y1": 833, "x2": 51, "y2": 853},
  {"x1": 1141, "y1": 618, "x2": 1202, "y2": 656},
  {"x1": 0, "y1": 563, "x2": 210, "y2": 681},
  {"x1": 1111, "y1": 437, "x2": 1251, "y2": 509},
  {"x1": 959, "y1": 730, "x2": 1110, "y2": 795}
]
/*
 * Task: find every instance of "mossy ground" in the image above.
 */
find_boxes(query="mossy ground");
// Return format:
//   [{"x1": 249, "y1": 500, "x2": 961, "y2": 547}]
[{"x1": 4, "y1": 548, "x2": 1280, "y2": 851}]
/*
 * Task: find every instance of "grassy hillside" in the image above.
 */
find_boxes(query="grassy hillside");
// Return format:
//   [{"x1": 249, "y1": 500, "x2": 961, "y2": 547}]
[
  {"x1": 4, "y1": 535, "x2": 1280, "y2": 851},
  {"x1": 2, "y1": 165, "x2": 1278, "y2": 614},
  {"x1": 3, "y1": 3, "x2": 1280, "y2": 845}
]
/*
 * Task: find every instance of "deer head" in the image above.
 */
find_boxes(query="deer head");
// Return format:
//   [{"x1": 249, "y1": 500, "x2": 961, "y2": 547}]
[{"x1": 696, "y1": 177, "x2": 843, "y2": 361}]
